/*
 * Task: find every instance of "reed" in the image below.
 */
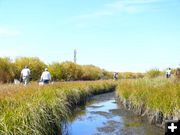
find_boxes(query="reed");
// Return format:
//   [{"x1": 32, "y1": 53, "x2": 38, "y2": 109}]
[
  {"x1": 0, "y1": 81, "x2": 116, "y2": 135},
  {"x1": 116, "y1": 78, "x2": 180, "y2": 116}
]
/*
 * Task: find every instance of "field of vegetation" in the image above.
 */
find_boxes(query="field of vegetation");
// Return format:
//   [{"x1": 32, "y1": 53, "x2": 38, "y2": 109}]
[
  {"x1": 1, "y1": 56, "x2": 180, "y2": 134},
  {"x1": 0, "y1": 57, "x2": 113, "y2": 83},
  {"x1": 116, "y1": 78, "x2": 180, "y2": 116},
  {"x1": 0, "y1": 57, "x2": 151, "y2": 83},
  {"x1": 1, "y1": 77, "x2": 179, "y2": 134},
  {"x1": 0, "y1": 81, "x2": 116, "y2": 135}
]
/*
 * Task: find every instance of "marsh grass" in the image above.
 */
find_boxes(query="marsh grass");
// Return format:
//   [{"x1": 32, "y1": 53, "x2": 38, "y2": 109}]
[
  {"x1": 0, "y1": 81, "x2": 116, "y2": 135},
  {"x1": 145, "y1": 68, "x2": 162, "y2": 78},
  {"x1": 116, "y1": 78, "x2": 180, "y2": 116}
]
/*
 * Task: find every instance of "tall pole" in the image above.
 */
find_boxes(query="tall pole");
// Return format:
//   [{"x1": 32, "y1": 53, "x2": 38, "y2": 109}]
[{"x1": 74, "y1": 49, "x2": 77, "y2": 63}]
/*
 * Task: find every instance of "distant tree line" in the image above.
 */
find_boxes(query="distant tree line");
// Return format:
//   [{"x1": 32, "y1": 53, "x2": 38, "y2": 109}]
[
  {"x1": 0, "y1": 57, "x2": 113, "y2": 83},
  {"x1": 1, "y1": 57, "x2": 178, "y2": 83}
]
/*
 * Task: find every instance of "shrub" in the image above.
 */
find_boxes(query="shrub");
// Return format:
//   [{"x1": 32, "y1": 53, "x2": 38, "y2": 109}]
[
  {"x1": 135, "y1": 72, "x2": 144, "y2": 79},
  {"x1": 48, "y1": 63, "x2": 62, "y2": 81},
  {"x1": 81, "y1": 65, "x2": 103, "y2": 80},
  {"x1": 0, "y1": 56, "x2": 114, "y2": 82},
  {"x1": 145, "y1": 68, "x2": 161, "y2": 78},
  {"x1": 59, "y1": 61, "x2": 83, "y2": 81},
  {"x1": 14, "y1": 57, "x2": 46, "y2": 81},
  {"x1": 0, "y1": 57, "x2": 15, "y2": 83},
  {"x1": 175, "y1": 68, "x2": 180, "y2": 79},
  {"x1": 49, "y1": 62, "x2": 112, "y2": 81},
  {"x1": 101, "y1": 70, "x2": 113, "y2": 80},
  {"x1": 122, "y1": 72, "x2": 135, "y2": 79}
]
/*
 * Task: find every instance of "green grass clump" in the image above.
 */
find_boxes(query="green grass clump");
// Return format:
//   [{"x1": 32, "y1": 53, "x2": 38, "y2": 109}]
[
  {"x1": 0, "y1": 81, "x2": 116, "y2": 135},
  {"x1": 116, "y1": 78, "x2": 180, "y2": 115},
  {"x1": 145, "y1": 68, "x2": 162, "y2": 78}
]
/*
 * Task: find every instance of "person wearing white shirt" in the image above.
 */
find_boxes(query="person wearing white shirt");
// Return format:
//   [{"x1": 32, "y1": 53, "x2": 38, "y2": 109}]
[
  {"x1": 166, "y1": 68, "x2": 171, "y2": 78},
  {"x1": 21, "y1": 66, "x2": 31, "y2": 85},
  {"x1": 40, "y1": 68, "x2": 51, "y2": 84}
]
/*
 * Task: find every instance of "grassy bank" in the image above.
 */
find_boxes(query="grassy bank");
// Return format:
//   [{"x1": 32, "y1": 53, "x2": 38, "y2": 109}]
[
  {"x1": 0, "y1": 81, "x2": 116, "y2": 135},
  {"x1": 116, "y1": 78, "x2": 180, "y2": 116}
]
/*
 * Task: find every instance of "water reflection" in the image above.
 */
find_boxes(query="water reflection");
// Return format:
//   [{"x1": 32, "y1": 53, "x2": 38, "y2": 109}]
[{"x1": 63, "y1": 92, "x2": 164, "y2": 135}]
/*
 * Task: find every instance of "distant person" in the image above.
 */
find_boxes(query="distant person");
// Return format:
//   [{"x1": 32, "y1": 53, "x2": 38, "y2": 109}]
[
  {"x1": 21, "y1": 66, "x2": 31, "y2": 85},
  {"x1": 113, "y1": 72, "x2": 118, "y2": 80},
  {"x1": 40, "y1": 68, "x2": 51, "y2": 84},
  {"x1": 166, "y1": 68, "x2": 171, "y2": 78}
]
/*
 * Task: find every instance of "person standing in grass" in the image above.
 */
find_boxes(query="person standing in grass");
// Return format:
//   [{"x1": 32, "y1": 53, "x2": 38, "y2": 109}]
[
  {"x1": 166, "y1": 68, "x2": 171, "y2": 78},
  {"x1": 40, "y1": 68, "x2": 51, "y2": 84},
  {"x1": 113, "y1": 72, "x2": 118, "y2": 80},
  {"x1": 21, "y1": 66, "x2": 31, "y2": 85}
]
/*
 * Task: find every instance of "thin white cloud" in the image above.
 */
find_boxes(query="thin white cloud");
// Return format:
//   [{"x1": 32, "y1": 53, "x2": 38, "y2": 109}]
[
  {"x1": 73, "y1": 0, "x2": 161, "y2": 20},
  {"x1": 0, "y1": 27, "x2": 21, "y2": 37}
]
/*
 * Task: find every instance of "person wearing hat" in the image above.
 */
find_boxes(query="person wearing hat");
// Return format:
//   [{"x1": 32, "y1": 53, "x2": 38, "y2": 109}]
[
  {"x1": 21, "y1": 66, "x2": 31, "y2": 85},
  {"x1": 40, "y1": 68, "x2": 51, "y2": 84}
]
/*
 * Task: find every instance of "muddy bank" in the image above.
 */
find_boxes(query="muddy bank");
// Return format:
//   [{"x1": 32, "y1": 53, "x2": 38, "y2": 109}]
[{"x1": 116, "y1": 95, "x2": 180, "y2": 129}]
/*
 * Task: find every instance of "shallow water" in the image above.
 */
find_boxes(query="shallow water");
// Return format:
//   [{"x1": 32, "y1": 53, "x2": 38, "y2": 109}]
[{"x1": 63, "y1": 92, "x2": 164, "y2": 135}]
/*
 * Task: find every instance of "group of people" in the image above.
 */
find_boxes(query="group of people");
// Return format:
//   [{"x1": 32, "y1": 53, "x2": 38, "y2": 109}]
[
  {"x1": 166, "y1": 67, "x2": 180, "y2": 79},
  {"x1": 20, "y1": 66, "x2": 51, "y2": 85},
  {"x1": 20, "y1": 66, "x2": 179, "y2": 85}
]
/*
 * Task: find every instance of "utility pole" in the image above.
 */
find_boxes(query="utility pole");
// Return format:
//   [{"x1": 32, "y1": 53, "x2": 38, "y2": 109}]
[{"x1": 74, "y1": 49, "x2": 77, "y2": 63}]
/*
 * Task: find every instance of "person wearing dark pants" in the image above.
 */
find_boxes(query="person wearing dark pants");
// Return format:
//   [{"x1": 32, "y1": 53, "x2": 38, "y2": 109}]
[
  {"x1": 40, "y1": 68, "x2": 51, "y2": 84},
  {"x1": 166, "y1": 68, "x2": 171, "y2": 78}
]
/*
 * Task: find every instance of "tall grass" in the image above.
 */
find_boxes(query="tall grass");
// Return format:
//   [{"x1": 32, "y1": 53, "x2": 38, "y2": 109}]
[
  {"x1": 145, "y1": 68, "x2": 162, "y2": 78},
  {"x1": 116, "y1": 78, "x2": 180, "y2": 116},
  {"x1": 0, "y1": 81, "x2": 116, "y2": 135}
]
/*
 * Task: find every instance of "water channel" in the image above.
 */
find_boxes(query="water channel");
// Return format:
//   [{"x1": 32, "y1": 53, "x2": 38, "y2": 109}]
[{"x1": 63, "y1": 92, "x2": 164, "y2": 135}]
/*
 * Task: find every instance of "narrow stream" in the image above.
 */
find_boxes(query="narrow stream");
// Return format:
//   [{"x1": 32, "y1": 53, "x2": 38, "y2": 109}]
[{"x1": 63, "y1": 92, "x2": 164, "y2": 135}]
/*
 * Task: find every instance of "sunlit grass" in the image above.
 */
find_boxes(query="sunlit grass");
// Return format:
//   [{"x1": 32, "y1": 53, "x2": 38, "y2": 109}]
[
  {"x1": 1, "y1": 78, "x2": 179, "y2": 134},
  {"x1": 116, "y1": 78, "x2": 180, "y2": 116},
  {"x1": 0, "y1": 81, "x2": 116, "y2": 135}
]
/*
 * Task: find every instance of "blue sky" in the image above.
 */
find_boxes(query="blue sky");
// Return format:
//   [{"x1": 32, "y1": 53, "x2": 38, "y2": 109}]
[{"x1": 0, "y1": 0, "x2": 180, "y2": 72}]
